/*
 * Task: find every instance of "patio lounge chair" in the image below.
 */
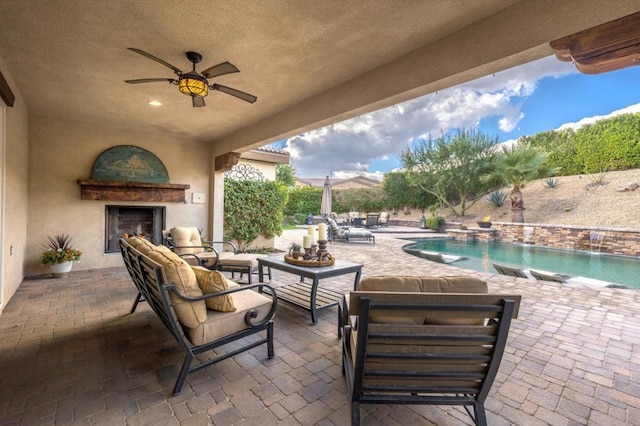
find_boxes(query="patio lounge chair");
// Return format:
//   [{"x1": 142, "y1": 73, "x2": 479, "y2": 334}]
[
  {"x1": 493, "y1": 262, "x2": 528, "y2": 278},
  {"x1": 529, "y1": 269, "x2": 570, "y2": 283},
  {"x1": 420, "y1": 250, "x2": 465, "y2": 264},
  {"x1": 340, "y1": 275, "x2": 521, "y2": 426},
  {"x1": 327, "y1": 218, "x2": 375, "y2": 244}
]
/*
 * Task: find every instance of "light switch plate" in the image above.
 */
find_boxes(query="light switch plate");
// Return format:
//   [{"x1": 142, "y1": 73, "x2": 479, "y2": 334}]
[{"x1": 192, "y1": 192, "x2": 205, "y2": 204}]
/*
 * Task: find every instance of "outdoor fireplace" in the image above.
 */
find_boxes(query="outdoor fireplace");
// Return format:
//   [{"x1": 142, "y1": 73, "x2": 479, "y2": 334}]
[{"x1": 105, "y1": 205, "x2": 165, "y2": 253}]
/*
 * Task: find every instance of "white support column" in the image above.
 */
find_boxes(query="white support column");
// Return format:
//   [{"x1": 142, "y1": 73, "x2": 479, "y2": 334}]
[{"x1": 211, "y1": 170, "x2": 225, "y2": 245}]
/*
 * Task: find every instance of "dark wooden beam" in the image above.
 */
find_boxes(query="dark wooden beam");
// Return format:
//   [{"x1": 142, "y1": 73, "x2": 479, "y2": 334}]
[
  {"x1": 0, "y1": 70, "x2": 15, "y2": 107},
  {"x1": 550, "y1": 12, "x2": 640, "y2": 74},
  {"x1": 215, "y1": 152, "x2": 241, "y2": 172},
  {"x1": 77, "y1": 180, "x2": 189, "y2": 202}
]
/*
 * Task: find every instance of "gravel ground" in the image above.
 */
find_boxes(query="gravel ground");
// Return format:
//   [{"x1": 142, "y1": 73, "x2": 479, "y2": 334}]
[{"x1": 400, "y1": 168, "x2": 640, "y2": 228}]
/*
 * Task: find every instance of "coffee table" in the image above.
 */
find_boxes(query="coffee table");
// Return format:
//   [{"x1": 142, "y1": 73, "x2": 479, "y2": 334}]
[{"x1": 258, "y1": 256, "x2": 363, "y2": 324}]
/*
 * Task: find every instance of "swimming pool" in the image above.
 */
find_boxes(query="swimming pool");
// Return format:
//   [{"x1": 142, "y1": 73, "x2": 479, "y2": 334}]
[{"x1": 404, "y1": 238, "x2": 640, "y2": 289}]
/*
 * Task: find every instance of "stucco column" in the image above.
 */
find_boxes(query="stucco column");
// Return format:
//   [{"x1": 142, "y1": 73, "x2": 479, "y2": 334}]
[{"x1": 211, "y1": 170, "x2": 225, "y2": 243}]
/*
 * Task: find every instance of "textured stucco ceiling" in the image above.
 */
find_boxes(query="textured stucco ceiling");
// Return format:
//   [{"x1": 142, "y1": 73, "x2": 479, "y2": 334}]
[{"x1": 0, "y1": 1, "x2": 638, "y2": 149}]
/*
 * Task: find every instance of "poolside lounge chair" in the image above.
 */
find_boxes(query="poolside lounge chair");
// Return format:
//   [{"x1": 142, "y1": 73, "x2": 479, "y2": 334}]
[
  {"x1": 493, "y1": 262, "x2": 528, "y2": 278},
  {"x1": 529, "y1": 269, "x2": 569, "y2": 283},
  {"x1": 420, "y1": 250, "x2": 465, "y2": 264},
  {"x1": 340, "y1": 276, "x2": 521, "y2": 426},
  {"x1": 327, "y1": 219, "x2": 375, "y2": 244}
]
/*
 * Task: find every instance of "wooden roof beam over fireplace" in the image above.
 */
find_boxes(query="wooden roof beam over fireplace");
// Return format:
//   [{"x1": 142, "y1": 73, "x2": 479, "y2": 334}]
[
  {"x1": 77, "y1": 180, "x2": 190, "y2": 202},
  {"x1": 550, "y1": 12, "x2": 640, "y2": 75}
]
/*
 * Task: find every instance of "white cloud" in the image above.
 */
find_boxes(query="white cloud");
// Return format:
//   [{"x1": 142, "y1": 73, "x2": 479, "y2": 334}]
[
  {"x1": 281, "y1": 55, "x2": 577, "y2": 177},
  {"x1": 557, "y1": 103, "x2": 640, "y2": 131}
]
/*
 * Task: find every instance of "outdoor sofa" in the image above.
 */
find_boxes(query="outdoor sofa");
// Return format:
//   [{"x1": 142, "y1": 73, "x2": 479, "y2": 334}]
[{"x1": 120, "y1": 237, "x2": 277, "y2": 395}]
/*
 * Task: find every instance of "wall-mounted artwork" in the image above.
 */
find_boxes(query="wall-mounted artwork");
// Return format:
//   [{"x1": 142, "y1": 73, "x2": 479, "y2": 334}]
[{"x1": 91, "y1": 145, "x2": 169, "y2": 183}]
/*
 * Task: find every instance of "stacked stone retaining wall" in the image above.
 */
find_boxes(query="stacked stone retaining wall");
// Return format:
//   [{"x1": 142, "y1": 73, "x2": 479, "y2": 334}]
[{"x1": 489, "y1": 222, "x2": 640, "y2": 257}]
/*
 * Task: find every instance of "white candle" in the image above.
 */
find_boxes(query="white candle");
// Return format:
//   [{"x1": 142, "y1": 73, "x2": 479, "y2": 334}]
[
  {"x1": 318, "y1": 223, "x2": 327, "y2": 241},
  {"x1": 307, "y1": 226, "x2": 315, "y2": 245},
  {"x1": 303, "y1": 235, "x2": 311, "y2": 249}
]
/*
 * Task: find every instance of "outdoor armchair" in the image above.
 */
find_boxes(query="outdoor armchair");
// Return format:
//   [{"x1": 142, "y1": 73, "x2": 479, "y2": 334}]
[
  {"x1": 378, "y1": 212, "x2": 389, "y2": 227},
  {"x1": 167, "y1": 226, "x2": 235, "y2": 269},
  {"x1": 340, "y1": 275, "x2": 521, "y2": 426},
  {"x1": 168, "y1": 226, "x2": 269, "y2": 283}
]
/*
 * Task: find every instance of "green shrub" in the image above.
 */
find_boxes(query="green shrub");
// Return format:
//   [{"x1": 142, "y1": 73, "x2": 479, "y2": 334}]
[
  {"x1": 224, "y1": 180, "x2": 288, "y2": 251},
  {"x1": 426, "y1": 216, "x2": 445, "y2": 230},
  {"x1": 542, "y1": 178, "x2": 558, "y2": 189},
  {"x1": 284, "y1": 186, "x2": 322, "y2": 216}
]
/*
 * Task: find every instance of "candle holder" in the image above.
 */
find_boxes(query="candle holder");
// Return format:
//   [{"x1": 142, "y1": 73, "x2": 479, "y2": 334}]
[{"x1": 284, "y1": 241, "x2": 335, "y2": 266}]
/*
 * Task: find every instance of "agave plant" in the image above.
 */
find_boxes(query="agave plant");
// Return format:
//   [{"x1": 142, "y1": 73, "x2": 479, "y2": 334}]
[{"x1": 486, "y1": 190, "x2": 507, "y2": 207}]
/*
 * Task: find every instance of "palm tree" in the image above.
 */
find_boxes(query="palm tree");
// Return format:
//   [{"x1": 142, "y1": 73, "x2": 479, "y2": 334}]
[{"x1": 484, "y1": 144, "x2": 559, "y2": 222}]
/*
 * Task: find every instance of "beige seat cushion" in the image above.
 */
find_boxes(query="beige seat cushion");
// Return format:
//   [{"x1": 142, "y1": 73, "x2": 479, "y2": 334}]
[
  {"x1": 186, "y1": 289, "x2": 274, "y2": 346},
  {"x1": 356, "y1": 276, "x2": 488, "y2": 325},
  {"x1": 170, "y1": 227, "x2": 221, "y2": 268},
  {"x1": 126, "y1": 237, "x2": 207, "y2": 328},
  {"x1": 217, "y1": 253, "x2": 266, "y2": 268},
  {"x1": 192, "y1": 267, "x2": 237, "y2": 312},
  {"x1": 170, "y1": 227, "x2": 205, "y2": 255}
]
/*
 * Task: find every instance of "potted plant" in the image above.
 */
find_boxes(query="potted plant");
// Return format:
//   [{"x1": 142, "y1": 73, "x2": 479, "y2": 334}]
[
  {"x1": 477, "y1": 215, "x2": 492, "y2": 228},
  {"x1": 39, "y1": 234, "x2": 82, "y2": 278},
  {"x1": 289, "y1": 242, "x2": 302, "y2": 259}
]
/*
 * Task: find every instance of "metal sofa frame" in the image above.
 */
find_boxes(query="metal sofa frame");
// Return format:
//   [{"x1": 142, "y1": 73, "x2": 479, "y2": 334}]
[{"x1": 120, "y1": 238, "x2": 277, "y2": 395}]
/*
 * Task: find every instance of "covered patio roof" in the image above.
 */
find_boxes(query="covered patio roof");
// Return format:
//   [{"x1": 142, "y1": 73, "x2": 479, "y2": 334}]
[{"x1": 1, "y1": 1, "x2": 638, "y2": 156}]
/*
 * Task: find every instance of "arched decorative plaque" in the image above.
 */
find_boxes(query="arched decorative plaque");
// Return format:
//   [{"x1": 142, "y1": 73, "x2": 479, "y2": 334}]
[{"x1": 91, "y1": 145, "x2": 169, "y2": 184}]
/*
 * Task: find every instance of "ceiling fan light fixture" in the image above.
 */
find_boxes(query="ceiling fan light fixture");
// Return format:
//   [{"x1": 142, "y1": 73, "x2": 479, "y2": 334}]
[{"x1": 178, "y1": 73, "x2": 208, "y2": 97}]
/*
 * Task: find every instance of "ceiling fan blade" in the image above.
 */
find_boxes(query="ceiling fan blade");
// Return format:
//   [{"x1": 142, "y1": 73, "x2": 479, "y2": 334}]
[
  {"x1": 200, "y1": 61, "x2": 240, "y2": 79},
  {"x1": 127, "y1": 48, "x2": 183, "y2": 74},
  {"x1": 125, "y1": 78, "x2": 177, "y2": 84},
  {"x1": 192, "y1": 96, "x2": 206, "y2": 108},
  {"x1": 211, "y1": 84, "x2": 257, "y2": 103}
]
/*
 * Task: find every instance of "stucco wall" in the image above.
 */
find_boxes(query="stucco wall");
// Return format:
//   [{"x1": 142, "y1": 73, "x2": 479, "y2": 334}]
[
  {"x1": 1, "y1": 59, "x2": 29, "y2": 310},
  {"x1": 26, "y1": 115, "x2": 212, "y2": 277}
]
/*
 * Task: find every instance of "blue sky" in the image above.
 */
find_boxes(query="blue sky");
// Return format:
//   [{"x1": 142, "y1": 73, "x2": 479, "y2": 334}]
[{"x1": 273, "y1": 56, "x2": 640, "y2": 179}]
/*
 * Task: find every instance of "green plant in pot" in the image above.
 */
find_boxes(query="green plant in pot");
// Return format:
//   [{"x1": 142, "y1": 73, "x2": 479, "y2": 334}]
[
  {"x1": 40, "y1": 234, "x2": 82, "y2": 278},
  {"x1": 289, "y1": 242, "x2": 302, "y2": 259}
]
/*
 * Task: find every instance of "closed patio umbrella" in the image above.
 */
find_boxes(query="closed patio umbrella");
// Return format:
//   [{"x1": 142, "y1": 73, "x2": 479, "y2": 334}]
[{"x1": 320, "y1": 176, "x2": 332, "y2": 216}]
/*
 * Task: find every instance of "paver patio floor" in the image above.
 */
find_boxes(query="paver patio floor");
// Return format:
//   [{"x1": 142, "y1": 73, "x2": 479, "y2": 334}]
[{"x1": 1, "y1": 228, "x2": 640, "y2": 425}]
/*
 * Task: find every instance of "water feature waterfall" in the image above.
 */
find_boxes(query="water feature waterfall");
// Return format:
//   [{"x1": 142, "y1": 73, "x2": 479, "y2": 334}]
[
  {"x1": 523, "y1": 227, "x2": 534, "y2": 244},
  {"x1": 590, "y1": 231, "x2": 605, "y2": 252}
]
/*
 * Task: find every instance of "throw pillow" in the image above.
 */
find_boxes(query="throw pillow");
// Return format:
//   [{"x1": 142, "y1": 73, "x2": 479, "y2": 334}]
[{"x1": 192, "y1": 268, "x2": 236, "y2": 312}]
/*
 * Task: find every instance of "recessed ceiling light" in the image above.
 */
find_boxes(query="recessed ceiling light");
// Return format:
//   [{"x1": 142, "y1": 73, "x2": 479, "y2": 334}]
[{"x1": 148, "y1": 101, "x2": 163, "y2": 106}]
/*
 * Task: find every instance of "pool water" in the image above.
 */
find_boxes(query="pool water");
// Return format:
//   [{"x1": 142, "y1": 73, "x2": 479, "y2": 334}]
[{"x1": 404, "y1": 238, "x2": 640, "y2": 289}]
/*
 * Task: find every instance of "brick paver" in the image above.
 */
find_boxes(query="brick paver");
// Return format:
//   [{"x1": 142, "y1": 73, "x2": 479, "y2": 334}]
[{"x1": 1, "y1": 228, "x2": 640, "y2": 424}]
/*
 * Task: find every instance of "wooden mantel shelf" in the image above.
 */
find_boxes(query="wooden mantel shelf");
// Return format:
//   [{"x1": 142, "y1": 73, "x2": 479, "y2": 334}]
[{"x1": 77, "y1": 180, "x2": 190, "y2": 202}]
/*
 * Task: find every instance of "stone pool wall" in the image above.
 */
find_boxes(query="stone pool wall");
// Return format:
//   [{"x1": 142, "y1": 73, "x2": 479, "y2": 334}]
[{"x1": 486, "y1": 222, "x2": 640, "y2": 257}]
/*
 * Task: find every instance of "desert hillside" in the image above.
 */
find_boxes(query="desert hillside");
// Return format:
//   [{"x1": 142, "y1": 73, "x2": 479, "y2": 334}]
[{"x1": 404, "y1": 169, "x2": 640, "y2": 229}]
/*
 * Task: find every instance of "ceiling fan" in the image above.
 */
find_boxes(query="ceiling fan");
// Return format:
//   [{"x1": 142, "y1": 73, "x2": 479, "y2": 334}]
[{"x1": 125, "y1": 48, "x2": 257, "y2": 108}]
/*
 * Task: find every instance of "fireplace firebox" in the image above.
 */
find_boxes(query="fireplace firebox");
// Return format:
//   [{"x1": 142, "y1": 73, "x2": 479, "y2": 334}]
[{"x1": 105, "y1": 205, "x2": 165, "y2": 253}]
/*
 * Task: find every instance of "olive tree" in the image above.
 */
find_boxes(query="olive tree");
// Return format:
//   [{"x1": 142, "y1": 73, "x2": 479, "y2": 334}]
[{"x1": 400, "y1": 129, "x2": 498, "y2": 217}]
